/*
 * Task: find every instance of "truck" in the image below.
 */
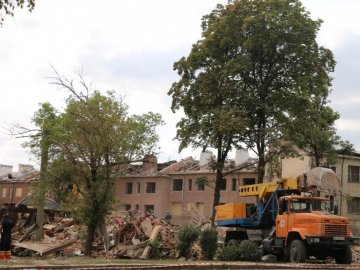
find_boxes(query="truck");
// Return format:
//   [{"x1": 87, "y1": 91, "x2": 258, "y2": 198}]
[{"x1": 215, "y1": 168, "x2": 359, "y2": 264}]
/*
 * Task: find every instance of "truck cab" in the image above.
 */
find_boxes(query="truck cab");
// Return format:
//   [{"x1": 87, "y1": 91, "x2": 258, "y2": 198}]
[{"x1": 269, "y1": 195, "x2": 358, "y2": 263}]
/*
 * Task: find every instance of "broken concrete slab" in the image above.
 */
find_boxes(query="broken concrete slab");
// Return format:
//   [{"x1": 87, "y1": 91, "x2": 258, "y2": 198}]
[
  {"x1": 13, "y1": 239, "x2": 76, "y2": 256},
  {"x1": 140, "y1": 217, "x2": 153, "y2": 237}
]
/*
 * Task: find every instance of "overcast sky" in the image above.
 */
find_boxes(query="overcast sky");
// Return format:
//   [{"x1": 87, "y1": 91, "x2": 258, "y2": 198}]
[{"x1": 1, "y1": 0, "x2": 359, "y2": 171}]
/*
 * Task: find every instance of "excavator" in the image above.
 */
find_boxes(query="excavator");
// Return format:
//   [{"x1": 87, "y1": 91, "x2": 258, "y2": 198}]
[{"x1": 215, "y1": 168, "x2": 359, "y2": 264}]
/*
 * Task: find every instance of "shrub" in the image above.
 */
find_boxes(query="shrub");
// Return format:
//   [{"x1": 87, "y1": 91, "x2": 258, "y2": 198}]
[
  {"x1": 200, "y1": 228, "x2": 218, "y2": 260},
  {"x1": 218, "y1": 240, "x2": 263, "y2": 262},
  {"x1": 176, "y1": 224, "x2": 200, "y2": 257},
  {"x1": 238, "y1": 240, "x2": 262, "y2": 261},
  {"x1": 218, "y1": 245, "x2": 240, "y2": 261},
  {"x1": 147, "y1": 239, "x2": 161, "y2": 259}
]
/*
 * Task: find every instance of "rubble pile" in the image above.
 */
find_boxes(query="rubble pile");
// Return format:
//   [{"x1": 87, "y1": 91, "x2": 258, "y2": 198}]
[
  {"x1": 11, "y1": 210, "x2": 181, "y2": 259},
  {"x1": 352, "y1": 246, "x2": 360, "y2": 263},
  {"x1": 82, "y1": 210, "x2": 179, "y2": 259}
]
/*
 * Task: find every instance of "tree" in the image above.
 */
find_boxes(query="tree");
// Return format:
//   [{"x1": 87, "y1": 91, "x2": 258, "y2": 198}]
[
  {"x1": 0, "y1": 0, "x2": 35, "y2": 25},
  {"x1": 11, "y1": 102, "x2": 59, "y2": 241},
  {"x1": 168, "y1": 39, "x2": 248, "y2": 224},
  {"x1": 169, "y1": 0, "x2": 335, "y2": 187},
  {"x1": 22, "y1": 70, "x2": 163, "y2": 256},
  {"x1": 53, "y1": 89, "x2": 162, "y2": 255},
  {"x1": 52, "y1": 70, "x2": 162, "y2": 255},
  {"x1": 284, "y1": 95, "x2": 340, "y2": 167}
]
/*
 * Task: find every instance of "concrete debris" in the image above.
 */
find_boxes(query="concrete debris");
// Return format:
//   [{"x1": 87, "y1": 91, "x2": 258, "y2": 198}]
[
  {"x1": 261, "y1": 254, "x2": 277, "y2": 263},
  {"x1": 11, "y1": 210, "x2": 181, "y2": 259}
]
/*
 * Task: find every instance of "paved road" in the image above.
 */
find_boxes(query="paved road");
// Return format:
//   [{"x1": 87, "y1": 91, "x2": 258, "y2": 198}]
[{"x1": 0, "y1": 262, "x2": 358, "y2": 270}]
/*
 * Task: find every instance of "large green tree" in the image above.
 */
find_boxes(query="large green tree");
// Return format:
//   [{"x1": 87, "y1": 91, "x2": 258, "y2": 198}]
[
  {"x1": 23, "y1": 71, "x2": 163, "y2": 256},
  {"x1": 51, "y1": 90, "x2": 162, "y2": 255},
  {"x1": 169, "y1": 32, "x2": 248, "y2": 224},
  {"x1": 169, "y1": 0, "x2": 335, "y2": 190}
]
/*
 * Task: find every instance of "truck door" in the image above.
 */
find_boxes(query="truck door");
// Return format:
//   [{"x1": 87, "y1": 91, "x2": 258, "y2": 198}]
[{"x1": 276, "y1": 198, "x2": 289, "y2": 238}]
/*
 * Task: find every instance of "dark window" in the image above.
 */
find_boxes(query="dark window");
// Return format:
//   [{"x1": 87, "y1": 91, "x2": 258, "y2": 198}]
[
  {"x1": 146, "y1": 182, "x2": 156, "y2": 193},
  {"x1": 135, "y1": 204, "x2": 139, "y2": 210},
  {"x1": 197, "y1": 182, "x2": 205, "y2": 191},
  {"x1": 173, "y1": 179, "x2": 183, "y2": 191},
  {"x1": 232, "y1": 178, "x2": 237, "y2": 191},
  {"x1": 348, "y1": 166, "x2": 360, "y2": 183},
  {"x1": 126, "y1": 182, "x2": 133, "y2": 194},
  {"x1": 348, "y1": 197, "x2": 360, "y2": 213},
  {"x1": 145, "y1": 204, "x2": 154, "y2": 212},
  {"x1": 188, "y1": 179, "x2": 192, "y2": 191},
  {"x1": 220, "y1": 178, "x2": 227, "y2": 191},
  {"x1": 243, "y1": 178, "x2": 256, "y2": 185},
  {"x1": 125, "y1": 204, "x2": 131, "y2": 211},
  {"x1": 137, "y1": 182, "x2": 141, "y2": 193}
]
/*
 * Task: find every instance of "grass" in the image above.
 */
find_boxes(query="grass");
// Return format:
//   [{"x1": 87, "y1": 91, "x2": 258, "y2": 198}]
[{"x1": 0, "y1": 256, "x2": 179, "y2": 267}]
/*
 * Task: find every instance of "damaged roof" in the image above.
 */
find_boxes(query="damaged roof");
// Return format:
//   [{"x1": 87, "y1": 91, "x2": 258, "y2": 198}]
[{"x1": 124, "y1": 156, "x2": 258, "y2": 177}]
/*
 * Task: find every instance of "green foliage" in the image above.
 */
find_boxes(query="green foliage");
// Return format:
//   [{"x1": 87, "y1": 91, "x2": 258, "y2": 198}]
[
  {"x1": 147, "y1": 240, "x2": 162, "y2": 259},
  {"x1": 218, "y1": 240, "x2": 262, "y2": 262},
  {"x1": 0, "y1": 0, "x2": 35, "y2": 25},
  {"x1": 218, "y1": 245, "x2": 240, "y2": 261},
  {"x1": 23, "y1": 70, "x2": 163, "y2": 255},
  {"x1": 200, "y1": 228, "x2": 218, "y2": 260},
  {"x1": 169, "y1": 0, "x2": 336, "y2": 183},
  {"x1": 237, "y1": 240, "x2": 262, "y2": 261},
  {"x1": 284, "y1": 94, "x2": 341, "y2": 167},
  {"x1": 343, "y1": 193, "x2": 353, "y2": 204},
  {"x1": 195, "y1": 176, "x2": 211, "y2": 189},
  {"x1": 176, "y1": 224, "x2": 200, "y2": 257},
  {"x1": 337, "y1": 140, "x2": 355, "y2": 156}
]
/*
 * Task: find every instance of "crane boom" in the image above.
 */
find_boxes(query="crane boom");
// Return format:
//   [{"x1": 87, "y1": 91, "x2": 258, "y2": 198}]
[{"x1": 239, "y1": 178, "x2": 300, "y2": 198}]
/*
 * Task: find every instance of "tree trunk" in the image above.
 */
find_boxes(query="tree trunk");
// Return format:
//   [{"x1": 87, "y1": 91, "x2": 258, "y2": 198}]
[
  {"x1": 211, "y1": 140, "x2": 227, "y2": 226},
  {"x1": 257, "y1": 138, "x2": 266, "y2": 183},
  {"x1": 211, "y1": 166, "x2": 223, "y2": 226},
  {"x1": 85, "y1": 222, "x2": 97, "y2": 256},
  {"x1": 257, "y1": 159, "x2": 265, "y2": 183},
  {"x1": 35, "y1": 136, "x2": 49, "y2": 241}
]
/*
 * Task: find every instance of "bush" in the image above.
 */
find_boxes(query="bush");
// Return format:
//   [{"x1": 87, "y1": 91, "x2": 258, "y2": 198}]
[
  {"x1": 218, "y1": 240, "x2": 262, "y2": 262},
  {"x1": 176, "y1": 224, "x2": 200, "y2": 257},
  {"x1": 147, "y1": 239, "x2": 161, "y2": 259},
  {"x1": 238, "y1": 240, "x2": 262, "y2": 261},
  {"x1": 218, "y1": 245, "x2": 241, "y2": 261},
  {"x1": 200, "y1": 228, "x2": 218, "y2": 260}
]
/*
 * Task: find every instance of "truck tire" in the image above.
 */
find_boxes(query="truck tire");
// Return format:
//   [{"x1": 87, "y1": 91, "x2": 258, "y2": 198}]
[
  {"x1": 289, "y1": 240, "x2": 307, "y2": 263},
  {"x1": 334, "y1": 246, "x2": 352, "y2": 264},
  {"x1": 227, "y1": 239, "x2": 241, "y2": 247}
]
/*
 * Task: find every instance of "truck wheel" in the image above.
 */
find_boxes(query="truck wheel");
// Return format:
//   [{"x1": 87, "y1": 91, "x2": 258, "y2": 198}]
[
  {"x1": 334, "y1": 246, "x2": 352, "y2": 264},
  {"x1": 289, "y1": 240, "x2": 307, "y2": 263},
  {"x1": 227, "y1": 239, "x2": 241, "y2": 247}
]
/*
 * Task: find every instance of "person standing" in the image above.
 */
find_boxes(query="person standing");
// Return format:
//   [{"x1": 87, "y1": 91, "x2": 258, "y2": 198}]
[{"x1": 0, "y1": 214, "x2": 15, "y2": 259}]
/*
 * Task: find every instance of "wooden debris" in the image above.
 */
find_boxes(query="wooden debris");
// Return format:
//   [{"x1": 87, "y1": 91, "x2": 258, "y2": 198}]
[
  {"x1": 140, "y1": 218, "x2": 153, "y2": 237},
  {"x1": 140, "y1": 225, "x2": 162, "y2": 259},
  {"x1": 18, "y1": 223, "x2": 38, "y2": 242},
  {"x1": 13, "y1": 239, "x2": 76, "y2": 256},
  {"x1": 12, "y1": 209, "x2": 180, "y2": 259}
]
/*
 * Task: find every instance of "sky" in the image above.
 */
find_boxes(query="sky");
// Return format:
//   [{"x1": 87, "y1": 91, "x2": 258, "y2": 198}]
[{"x1": 0, "y1": 0, "x2": 360, "y2": 171}]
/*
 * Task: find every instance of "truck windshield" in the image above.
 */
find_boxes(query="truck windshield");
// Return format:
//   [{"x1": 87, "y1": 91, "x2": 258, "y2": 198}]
[{"x1": 290, "y1": 199, "x2": 330, "y2": 213}]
